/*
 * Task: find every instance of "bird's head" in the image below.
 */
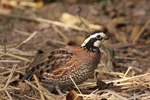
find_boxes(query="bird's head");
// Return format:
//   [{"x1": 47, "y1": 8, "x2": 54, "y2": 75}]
[{"x1": 81, "y1": 30, "x2": 109, "y2": 53}]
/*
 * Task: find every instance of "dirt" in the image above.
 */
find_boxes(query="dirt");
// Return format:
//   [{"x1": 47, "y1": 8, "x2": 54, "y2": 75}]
[{"x1": 0, "y1": 0, "x2": 150, "y2": 100}]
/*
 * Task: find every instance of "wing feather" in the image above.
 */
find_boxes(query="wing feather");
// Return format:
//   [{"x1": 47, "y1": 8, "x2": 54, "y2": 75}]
[{"x1": 20, "y1": 48, "x2": 74, "y2": 82}]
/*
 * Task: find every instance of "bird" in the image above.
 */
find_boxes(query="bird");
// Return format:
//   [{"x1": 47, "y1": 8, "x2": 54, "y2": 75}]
[{"x1": 20, "y1": 30, "x2": 109, "y2": 94}]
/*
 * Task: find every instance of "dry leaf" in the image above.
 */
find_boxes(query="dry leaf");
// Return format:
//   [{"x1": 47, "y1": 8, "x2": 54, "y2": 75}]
[
  {"x1": 9, "y1": 73, "x2": 24, "y2": 87},
  {"x1": 18, "y1": 82, "x2": 31, "y2": 93},
  {"x1": 19, "y1": 1, "x2": 44, "y2": 8},
  {"x1": 108, "y1": 17, "x2": 128, "y2": 29},
  {"x1": 88, "y1": 24, "x2": 103, "y2": 30},
  {"x1": 61, "y1": 13, "x2": 103, "y2": 30},
  {"x1": 61, "y1": 13, "x2": 89, "y2": 26},
  {"x1": 97, "y1": 79, "x2": 113, "y2": 90},
  {"x1": 107, "y1": 17, "x2": 128, "y2": 42}
]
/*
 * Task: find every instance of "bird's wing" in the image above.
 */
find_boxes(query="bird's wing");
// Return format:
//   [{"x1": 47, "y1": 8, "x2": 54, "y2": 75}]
[{"x1": 20, "y1": 48, "x2": 74, "y2": 82}]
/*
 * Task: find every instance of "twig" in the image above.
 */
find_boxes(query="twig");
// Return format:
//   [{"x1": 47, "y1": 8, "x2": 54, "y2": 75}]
[
  {"x1": 115, "y1": 82, "x2": 134, "y2": 86},
  {"x1": 24, "y1": 79, "x2": 56, "y2": 100},
  {"x1": 132, "y1": 16, "x2": 150, "y2": 43},
  {"x1": 101, "y1": 60, "x2": 113, "y2": 72},
  {"x1": 76, "y1": 7, "x2": 90, "y2": 32},
  {"x1": 130, "y1": 93, "x2": 148, "y2": 100},
  {"x1": 142, "y1": 95, "x2": 150, "y2": 99},
  {"x1": 13, "y1": 29, "x2": 30, "y2": 36},
  {"x1": 4, "y1": 64, "x2": 17, "y2": 88},
  {"x1": 0, "y1": 51, "x2": 30, "y2": 61},
  {"x1": 95, "y1": 69, "x2": 124, "y2": 77},
  {"x1": 69, "y1": 76, "x2": 85, "y2": 100},
  {"x1": 3, "y1": 64, "x2": 17, "y2": 100},
  {"x1": 24, "y1": 80, "x2": 40, "y2": 91},
  {"x1": 123, "y1": 66, "x2": 132, "y2": 78},
  {"x1": 0, "y1": 47, "x2": 36, "y2": 56},
  {"x1": 33, "y1": 74, "x2": 45, "y2": 100},
  {"x1": 0, "y1": 13, "x2": 89, "y2": 32},
  {"x1": 0, "y1": 95, "x2": 9, "y2": 100},
  {"x1": 37, "y1": 84, "x2": 58, "y2": 100},
  {"x1": 0, "y1": 44, "x2": 17, "y2": 48},
  {"x1": 77, "y1": 82, "x2": 97, "y2": 89},
  {"x1": 114, "y1": 56, "x2": 147, "y2": 60},
  {"x1": 85, "y1": 88, "x2": 98, "y2": 99},
  {"x1": 0, "y1": 60, "x2": 20, "y2": 63},
  {"x1": 0, "y1": 65, "x2": 28, "y2": 75},
  {"x1": 110, "y1": 42, "x2": 136, "y2": 49},
  {"x1": 52, "y1": 25, "x2": 70, "y2": 44},
  {"x1": 5, "y1": 90, "x2": 12, "y2": 100},
  {"x1": 47, "y1": 39, "x2": 65, "y2": 45},
  {"x1": 95, "y1": 90, "x2": 128, "y2": 100},
  {"x1": 0, "y1": 31, "x2": 37, "y2": 59},
  {"x1": 0, "y1": 87, "x2": 20, "y2": 91},
  {"x1": 106, "y1": 73, "x2": 150, "y2": 84},
  {"x1": 24, "y1": 94, "x2": 39, "y2": 100}
]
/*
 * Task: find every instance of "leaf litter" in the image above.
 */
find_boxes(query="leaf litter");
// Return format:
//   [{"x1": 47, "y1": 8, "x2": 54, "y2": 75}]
[{"x1": 0, "y1": 0, "x2": 150, "y2": 100}]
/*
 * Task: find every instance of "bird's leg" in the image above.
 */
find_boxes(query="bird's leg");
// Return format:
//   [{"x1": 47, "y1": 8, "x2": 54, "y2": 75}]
[{"x1": 55, "y1": 86, "x2": 63, "y2": 95}]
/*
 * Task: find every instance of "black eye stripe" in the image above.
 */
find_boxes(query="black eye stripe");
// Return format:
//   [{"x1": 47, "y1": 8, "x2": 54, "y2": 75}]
[{"x1": 96, "y1": 35, "x2": 104, "y2": 40}]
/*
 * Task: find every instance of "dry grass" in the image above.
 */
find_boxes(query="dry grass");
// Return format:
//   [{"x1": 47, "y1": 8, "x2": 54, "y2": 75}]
[{"x1": 0, "y1": 13, "x2": 150, "y2": 100}]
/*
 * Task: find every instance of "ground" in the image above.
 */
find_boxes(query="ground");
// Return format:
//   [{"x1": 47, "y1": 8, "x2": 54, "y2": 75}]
[{"x1": 0, "y1": 0, "x2": 150, "y2": 100}]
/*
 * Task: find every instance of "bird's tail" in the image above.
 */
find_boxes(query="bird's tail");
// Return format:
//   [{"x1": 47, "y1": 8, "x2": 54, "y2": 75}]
[{"x1": 20, "y1": 73, "x2": 33, "y2": 82}]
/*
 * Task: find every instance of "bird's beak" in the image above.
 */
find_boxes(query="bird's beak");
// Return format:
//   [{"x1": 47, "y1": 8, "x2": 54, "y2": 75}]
[{"x1": 104, "y1": 36, "x2": 109, "y2": 40}]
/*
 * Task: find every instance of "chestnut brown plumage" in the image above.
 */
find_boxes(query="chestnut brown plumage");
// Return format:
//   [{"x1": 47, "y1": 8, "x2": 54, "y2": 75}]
[{"x1": 20, "y1": 30, "x2": 109, "y2": 94}]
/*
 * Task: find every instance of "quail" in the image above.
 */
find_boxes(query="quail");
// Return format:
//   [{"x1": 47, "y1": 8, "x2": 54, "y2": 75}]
[{"x1": 20, "y1": 30, "x2": 109, "y2": 94}]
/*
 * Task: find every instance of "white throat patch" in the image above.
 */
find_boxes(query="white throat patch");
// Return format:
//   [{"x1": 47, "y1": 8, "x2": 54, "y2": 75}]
[{"x1": 93, "y1": 40, "x2": 102, "y2": 47}]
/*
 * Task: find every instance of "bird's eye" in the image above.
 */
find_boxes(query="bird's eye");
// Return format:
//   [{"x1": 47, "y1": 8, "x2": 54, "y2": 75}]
[{"x1": 96, "y1": 35, "x2": 100, "y2": 39}]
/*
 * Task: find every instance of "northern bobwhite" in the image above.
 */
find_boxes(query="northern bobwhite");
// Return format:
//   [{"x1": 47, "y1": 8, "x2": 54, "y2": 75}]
[{"x1": 20, "y1": 30, "x2": 109, "y2": 94}]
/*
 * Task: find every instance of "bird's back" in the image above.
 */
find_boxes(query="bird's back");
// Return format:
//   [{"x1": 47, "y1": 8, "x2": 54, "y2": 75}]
[{"x1": 21, "y1": 46, "x2": 100, "y2": 87}]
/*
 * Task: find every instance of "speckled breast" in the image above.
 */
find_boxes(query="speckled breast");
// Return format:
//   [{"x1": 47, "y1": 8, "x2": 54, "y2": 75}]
[{"x1": 43, "y1": 46, "x2": 101, "y2": 87}]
